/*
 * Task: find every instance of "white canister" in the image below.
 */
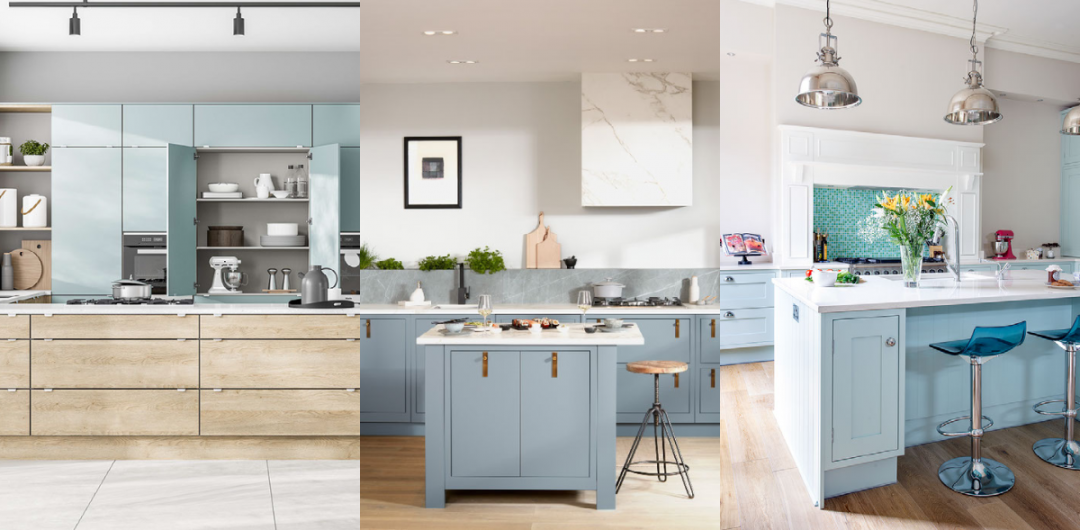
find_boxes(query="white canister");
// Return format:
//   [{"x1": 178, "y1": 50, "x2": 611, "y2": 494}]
[
  {"x1": 0, "y1": 189, "x2": 16, "y2": 227},
  {"x1": 21, "y1": 194, "x2": 46, "y2": 228},
  {"x1": 0, "y1": 138, "x2": 10, "y2": 167}
]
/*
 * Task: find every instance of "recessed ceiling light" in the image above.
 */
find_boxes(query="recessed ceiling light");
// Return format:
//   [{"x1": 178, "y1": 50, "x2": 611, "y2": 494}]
[
  {"x1": 448, "y1": 60, "x2": 478, "y2": 64},
  {"x1": 1037, "y1": 99, "x2": 1045, "y2": 102},
  {"x1": 727, "y1": 52, "x2": 736, "y2": 57},
  {"x1": 632, "y1": 28, "x2": 665, "y2": 33},
  {"x1": 628, "y1": 59, "x2": 655, "y2": 63},
  {"x1": 425, "y1": 30, "x2": 456, "y2": 36}
]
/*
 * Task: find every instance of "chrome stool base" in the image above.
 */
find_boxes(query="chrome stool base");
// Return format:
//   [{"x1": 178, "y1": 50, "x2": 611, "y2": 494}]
[
  {"x1": 1033, "y1": 438, "x2": 1080, "y2": 470},
  {"x1": 938, "y1": 456, "x2": 1015, "y2": 497}
]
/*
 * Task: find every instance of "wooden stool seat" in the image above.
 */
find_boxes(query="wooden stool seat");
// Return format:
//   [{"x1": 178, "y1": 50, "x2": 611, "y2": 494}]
[{"x1": 627, "y1": 360, "x2": 688, "y2": 374}]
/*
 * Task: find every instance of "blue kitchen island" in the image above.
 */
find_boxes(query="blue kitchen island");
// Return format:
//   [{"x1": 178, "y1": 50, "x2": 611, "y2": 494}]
[{"x1": 418, "y1": 323, "x2": 645, "y2": 510}]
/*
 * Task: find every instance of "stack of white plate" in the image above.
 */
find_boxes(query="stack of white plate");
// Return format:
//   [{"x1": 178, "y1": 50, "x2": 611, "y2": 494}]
[{"x1": 260, "y1": 235, "x2": 307, "y2": 247}]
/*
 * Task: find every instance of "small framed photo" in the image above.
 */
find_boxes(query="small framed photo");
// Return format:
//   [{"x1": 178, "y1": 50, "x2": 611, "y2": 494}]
[{"x1": 404, "y1": 136, "x2": 462, "y2": 209}]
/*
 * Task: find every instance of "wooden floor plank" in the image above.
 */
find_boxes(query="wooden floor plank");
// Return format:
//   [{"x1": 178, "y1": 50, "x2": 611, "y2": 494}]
[
  {"x1": 733, "y1": 459, "x2": 788, "y2": 530},
  {"x1": 967, "y1": 500, "x2": 1035, "y2": 530}
]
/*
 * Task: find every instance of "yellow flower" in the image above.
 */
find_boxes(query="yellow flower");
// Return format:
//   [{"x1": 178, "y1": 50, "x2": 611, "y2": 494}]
[{"x1": 901, "y1": 196, "x2": 911, "y2": 209}]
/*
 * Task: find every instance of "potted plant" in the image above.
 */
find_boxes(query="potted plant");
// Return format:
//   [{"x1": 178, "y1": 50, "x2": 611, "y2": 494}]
[
  {"x1": 466, "y1": 246, "x2": 506, "y2": 274},
  {"x1": 860, "y1": 188, "x2": 952, "y2": 288},
  {"x1": 347, "y1": 243, "x2": 377, "y2": 270},
  {"x1": 1043, "y1": 242, "x2": 1060, "y2": 259},
  {"x1": 418, "y1": 254, "x2": 456, "y2": 271},
  {"x1": 375, "y1": 257, "x2": 404, "y2": 270},
  {"x1": 19, "y1": 140, "x2": 48, "y2": 167}
]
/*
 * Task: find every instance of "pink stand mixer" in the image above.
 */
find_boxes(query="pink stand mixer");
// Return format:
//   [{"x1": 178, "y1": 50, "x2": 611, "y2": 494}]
[{"x1": 993, "y1": 230, "x2": 1016, "y2": 260}]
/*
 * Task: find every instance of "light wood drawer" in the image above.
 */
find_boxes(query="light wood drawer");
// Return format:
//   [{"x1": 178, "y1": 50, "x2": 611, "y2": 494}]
[
  {"x1": 201, "y1": 340, "x2": 360, "y2": 388},
  {"x1": 200, "y1": 390, "x2": 360, "y2": 436},
  {"x1": 31, "y1": 389, "x2": 199, "y2": 436},
  {"x1": 0, "y1": 389, "x2": 29, "y2": 435},
  {"x1": 0, "y1": 340, "x2": 29, "y2": 388},
  {"x1": 32, "y1": 340, "x2": 199, "y2": 389},
  {"x1": 31, "y1": 315, "x2": 199, "y2": 339},
  {"x1": 201, "y1": 315, "x2": 365, "y2": 339},
  {"x1": 0, "y1": 316, "x2": 29, "y2": 338}
]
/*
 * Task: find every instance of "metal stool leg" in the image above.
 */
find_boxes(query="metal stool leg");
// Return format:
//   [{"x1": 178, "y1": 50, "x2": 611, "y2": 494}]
[
  {"x1": 660, "y1": 408, "x2": 694, "y2": 499},
  {"x1": 1033, "y1": 342, "x2": 1080, "y2": 469},
  {"x1": 615, "y1": 373, "x2": 692, "y2": 498},
  {"x1": 938, "y1": 356, "x2": 1015, "y2": 496}
]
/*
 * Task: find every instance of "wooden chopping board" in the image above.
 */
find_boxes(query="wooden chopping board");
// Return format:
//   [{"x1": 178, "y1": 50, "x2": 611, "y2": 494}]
[
  {"x1": 524, "y1": 212, "x2": 546, "y2": 269},
  {"x1": 21, "y1": 240, "x2": 50, "y2": 290},
  {"x1": 536, "y1": 227, "x2": 562, "y2": 269},
  {"x1": 10, "y1": 249, "x2": 42, "y2": 290}
]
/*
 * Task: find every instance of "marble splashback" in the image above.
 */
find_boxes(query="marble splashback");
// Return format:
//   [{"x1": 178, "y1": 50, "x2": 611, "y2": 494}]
[
  {"x1": 342, "y1": 269, "x2": 754, "y2": 304},
  {"x1": 581, "y1": 72, "x2": 693, "y2": 206}
]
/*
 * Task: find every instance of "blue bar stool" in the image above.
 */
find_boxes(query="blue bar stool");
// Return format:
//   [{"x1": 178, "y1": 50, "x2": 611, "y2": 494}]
[
  {"x1": 1028, "y1": 315, "x2": 1080, "y2": 470},
  {"x1": 930, "y1": 322, "x2": 1026, "y2": 497}
]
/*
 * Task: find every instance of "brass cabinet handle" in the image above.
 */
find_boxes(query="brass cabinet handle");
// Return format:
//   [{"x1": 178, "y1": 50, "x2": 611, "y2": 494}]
[
  {"x1": 552, "y1": 352, "x2": 558, "y2": 378},
  {"x1": 674, "y1": 373, "x2": 680, "y2": 388},
  {"x1": 675, "y1": 319, "x2": 680, "y2": 338},
  {"x1": 710, "y1": 319, "x2": 716, "y2": 338},
  {"x1": 483, "y1": 352, "x2": 488, "y2": 377},
  {"x1": 596, "y1": 318, "x2": 602, "y2": 324},
  {"x1": 366, "y1": 319, "x2": 371, "y2": 338},
  {"x1": 711, "y1": 368, "x2": 716, "y2": 388}
]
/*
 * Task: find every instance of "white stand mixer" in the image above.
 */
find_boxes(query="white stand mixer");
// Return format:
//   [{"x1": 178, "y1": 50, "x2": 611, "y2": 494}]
[{"x1": 208, "y1": 256, "x2": 245, "y2": 294}]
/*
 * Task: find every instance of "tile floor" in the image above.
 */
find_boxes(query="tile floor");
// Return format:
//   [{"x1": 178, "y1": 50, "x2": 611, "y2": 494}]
[{"x1": 0, "y1": 460, "x2": 360, "y2": 530}]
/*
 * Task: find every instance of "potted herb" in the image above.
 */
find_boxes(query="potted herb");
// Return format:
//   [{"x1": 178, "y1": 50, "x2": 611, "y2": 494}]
[
  {"x1": 1044, "y1": 242, "x2": 1060, "y2": 259},
  {"x1": 348, "y1": 243, "x2": 377, "y2": 270},
  {"x1": 375, "y1": 257, "x2": 404, "y2": 270},
  {"x1": 466, "y1": 246, "x2": 506, "y2": 274},
  {"x1": 19, "y1": 140, "x2": 48, "y2": 167},
  {"x1": 418, "y1": 254, "x2": 456, "y2": 271}
]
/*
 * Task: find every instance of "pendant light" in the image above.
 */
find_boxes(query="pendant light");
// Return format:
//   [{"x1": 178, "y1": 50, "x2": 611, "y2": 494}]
[
  {"x1": 69, "y1": 6, "x2": 80, "y2": 36},
  {"x1": 944, "y1": 0, "x2": 1002, "y2": 125},
  {"x1": 795, "y1": 0, "x2": 861, "y2": 110},
  {"x1": 1062, "y1": 100, "x2": 1080, "y2": 135},
  {"x1": 233, "y1": 7, "x2": 245, "y2": 36}
]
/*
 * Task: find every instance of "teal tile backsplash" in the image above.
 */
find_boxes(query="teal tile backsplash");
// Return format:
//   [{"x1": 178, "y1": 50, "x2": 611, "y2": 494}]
[{"x1": 813, "y1": 187, "x2": 930, "y2": 259}]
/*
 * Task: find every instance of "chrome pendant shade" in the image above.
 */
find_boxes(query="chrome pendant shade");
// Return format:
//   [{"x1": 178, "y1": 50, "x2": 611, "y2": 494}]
[
  {"x1": 1063, "y1": 104, "x2": 1080, "y2": 135},
  {"x1": 795, "y1": 0, "x2": 861, "y2": 110},
  {"x1": 945, "y1": 0, "x2": 1001, "y2": 126}
]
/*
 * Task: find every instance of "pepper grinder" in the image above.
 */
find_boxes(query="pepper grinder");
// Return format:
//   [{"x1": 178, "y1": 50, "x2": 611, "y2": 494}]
[
  {"x1": 267, "y1": 268, "x2": 278, "y2": 290},
  {"x1": 281, "y1": 268, "x2": 292, "y2": 291}
]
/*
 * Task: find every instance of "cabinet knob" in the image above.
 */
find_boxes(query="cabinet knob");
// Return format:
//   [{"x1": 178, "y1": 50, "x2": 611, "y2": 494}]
[
  {"x1": 885, "y1": 338, "x2": 897, "y2": 347},
  {"x1": 725, "y1": 276, "x2": 735, "y2": 282},
  {"x1": 724, "y1": 311, "x2": 735, "y2": 318}
]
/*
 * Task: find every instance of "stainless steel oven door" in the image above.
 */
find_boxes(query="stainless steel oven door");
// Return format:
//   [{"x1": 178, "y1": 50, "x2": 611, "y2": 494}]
[{"x1": 132, "y1": 248, "x2": 166, "y2": 281}]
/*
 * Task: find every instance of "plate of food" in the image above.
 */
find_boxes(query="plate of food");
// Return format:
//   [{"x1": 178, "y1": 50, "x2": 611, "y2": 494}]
[
  {"x1": 510, "y1": 318, "x2": 560, "y2": 330},
  {"x1": 1048, "y1": 279, "x2": 1077, "y2": 289}
]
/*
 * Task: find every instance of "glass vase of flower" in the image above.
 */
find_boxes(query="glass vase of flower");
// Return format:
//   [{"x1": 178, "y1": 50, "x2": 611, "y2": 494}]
[{"x1": 859, "y1": 187, "x2": 952, "y2": 288}]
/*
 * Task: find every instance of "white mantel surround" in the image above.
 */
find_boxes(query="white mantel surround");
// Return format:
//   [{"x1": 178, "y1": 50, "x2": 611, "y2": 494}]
[
  {"x1": 777, "y1": 126, "x2": 985, "y2": 267},
  {"x1": 581, "y1": 73, "x2": 693, "y2": 207}
]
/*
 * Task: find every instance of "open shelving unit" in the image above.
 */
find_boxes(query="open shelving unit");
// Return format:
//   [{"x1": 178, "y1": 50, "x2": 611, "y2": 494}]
[
  {"x1": 0, "y1": 166, "x2": 50, "y2": 173},
  {"x1": 0, "y1": 103, "x2": 52, "y2": 266},
  {"x1": 0, "y1": 227, "x2": 50, "y2": 231},
  {"x1": 196, "y1": 246, "x2": 307, "y2": 250}
]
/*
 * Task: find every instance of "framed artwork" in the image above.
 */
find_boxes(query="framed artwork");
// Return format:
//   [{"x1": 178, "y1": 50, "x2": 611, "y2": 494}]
[{"x1": 404, "y1": 136, "x2": 462, "y2": 209}]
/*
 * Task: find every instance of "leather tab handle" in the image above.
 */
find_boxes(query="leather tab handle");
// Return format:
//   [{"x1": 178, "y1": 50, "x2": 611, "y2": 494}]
[
  {"x1": 675, "y1": 319, "x2": 680, "y2": 339},
  {"x1": 482, "y1": 352, "x2": 488, "y2": 378},
  {"x1": 711, "y1": 319, "x2": 716, "y2": 338},
  {"x1": 674, "y1": 373, "x2": 680, "y2": 388},
  {"x1": 552, "y1": 352, "x2": 558, "y2": 378},
  {"x1": 366, "y1": 319, "x2": 371, "y2": 338},
  {"x1": 711, "y1": 368, "x2": 716, "y2": 388}
]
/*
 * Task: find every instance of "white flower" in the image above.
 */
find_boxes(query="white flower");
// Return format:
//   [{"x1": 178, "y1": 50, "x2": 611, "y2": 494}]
[{"x1": 871, "y1": 208, "x2": 885, "y2": 218}]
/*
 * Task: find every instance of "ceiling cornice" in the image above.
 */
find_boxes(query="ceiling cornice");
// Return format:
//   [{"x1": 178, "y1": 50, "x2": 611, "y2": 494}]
[{"x1": 745, "y1": 0, "x2": 1080, "y2": 64}]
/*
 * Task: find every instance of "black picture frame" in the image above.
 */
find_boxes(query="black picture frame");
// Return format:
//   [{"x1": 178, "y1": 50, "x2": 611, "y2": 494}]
[{"x1": 404, "y1": 136, "x2": 463, "y2": 209}]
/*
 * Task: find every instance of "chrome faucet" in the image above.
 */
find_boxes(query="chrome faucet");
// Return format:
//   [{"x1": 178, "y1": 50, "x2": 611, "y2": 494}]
[{"x1": 932, "y1": 215, "x2": 962, "y2": 283}]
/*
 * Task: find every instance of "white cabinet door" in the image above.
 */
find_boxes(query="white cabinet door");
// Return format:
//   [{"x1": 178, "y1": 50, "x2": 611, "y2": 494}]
[{"x1": 831, "y1": 316, "x2": 901, "y2": 462}]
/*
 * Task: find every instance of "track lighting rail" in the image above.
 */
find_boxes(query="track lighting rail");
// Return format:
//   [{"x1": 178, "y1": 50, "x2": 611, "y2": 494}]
[{"x1": 11, "y1": 2, "x2": 361, "y2": 7}]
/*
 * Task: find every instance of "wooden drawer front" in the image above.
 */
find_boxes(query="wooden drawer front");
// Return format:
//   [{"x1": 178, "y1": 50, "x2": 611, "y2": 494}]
[
  {"x1": 0, "y1": 316, "x2": 29, "y2": 338},
  {"x1": 201, "y1": 340, "x2": 360, "y2": 388},
  {"x1": 31, "y1": 315, "x2": 198, "y2": 339},
  {"x1": 0, "y1": 340, "x2": 30, "y2": 388},
  {"x1": 700, "y1": 310, "x2": 774, "y2": 361},
  {"x1": 201, "y1": 315, "x2": 365, "y2": 339},
  {"x1": 0, "y1": 390, "x2": 29, "y2": 435},
  {"x1": 714, "y1": 272, "x2": 775, "y2": 309},
  {"x1": 31, "y1": 390, "x2": 199, "y2": 436},
  {"x1": 201, "y1": 390, "x2": 361, "y2": 436},
  {"x1": 32, "y1": 340, "x2": 199, "y2": 389}
]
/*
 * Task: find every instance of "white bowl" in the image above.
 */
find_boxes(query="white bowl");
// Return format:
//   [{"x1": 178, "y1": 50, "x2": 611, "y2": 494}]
[
  {"x1": 208, "y1": 183, "x2": 239, "y2": 193},
  {"x1": 271, "y1": 190, "x2": 290, "y2": 199},
  {"x1": 811, "y1": 269, "x2": 838, "y2": 287},
  {"x1": 266, "y1": 223, "x2": 299, "y2": 237}
]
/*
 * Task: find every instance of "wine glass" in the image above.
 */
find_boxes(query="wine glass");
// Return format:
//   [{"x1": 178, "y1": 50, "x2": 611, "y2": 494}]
[
  {"x1": 477, "y1": 295, "x2": 493, "y2": 327},
  {"x1": 577, "y1": 291, "x2": 593, "y2": 322}
]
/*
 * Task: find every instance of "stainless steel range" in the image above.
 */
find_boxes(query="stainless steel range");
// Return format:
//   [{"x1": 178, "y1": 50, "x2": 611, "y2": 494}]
[
  {"x1": 834, "y1": 257, "x2": 949, "y2": 277},
  {"x1": 592, "y1": 297, "x2": 683, "y2": 307}
]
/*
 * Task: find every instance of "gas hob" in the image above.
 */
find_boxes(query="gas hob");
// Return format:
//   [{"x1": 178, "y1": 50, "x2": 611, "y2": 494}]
[
  {"x1": 833, "y1": 257, "x2": 949, "y2": 277},
  {"x1": 66, "y1": 298, "x2": 195, "y2": 305},
  {"x1": 592, "y1": 297, "x2": 683, "y2": 307}
]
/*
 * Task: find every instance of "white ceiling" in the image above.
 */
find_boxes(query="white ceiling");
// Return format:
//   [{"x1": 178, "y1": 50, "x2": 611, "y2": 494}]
[{"x1": 0, "y1": 0, "x2": 722, "y2": 82}]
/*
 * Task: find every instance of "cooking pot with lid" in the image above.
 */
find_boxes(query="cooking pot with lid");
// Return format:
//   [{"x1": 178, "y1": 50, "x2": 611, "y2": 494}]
[{"x1": 592, "y1": 278, "x2": 625, "y2": 299}]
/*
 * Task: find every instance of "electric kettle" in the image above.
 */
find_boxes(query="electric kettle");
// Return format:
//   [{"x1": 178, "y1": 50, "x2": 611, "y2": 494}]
[{"x1": 298, "y1": 265, "x2": 339, "y2": 305}]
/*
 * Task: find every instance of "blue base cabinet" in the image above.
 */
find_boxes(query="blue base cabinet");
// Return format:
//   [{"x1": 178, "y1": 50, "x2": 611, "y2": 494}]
[{"x1": 359, "y1": 317, "x2": 409, "y2": 422}]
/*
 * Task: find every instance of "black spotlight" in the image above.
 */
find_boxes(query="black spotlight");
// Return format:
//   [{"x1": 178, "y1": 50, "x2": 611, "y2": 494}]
[
  {"x1": 69, "y1": 7, "x2": 80, "y2": 36},
  {"x1": 233, "y1": 7, "x2": 245, "y2": 36}
]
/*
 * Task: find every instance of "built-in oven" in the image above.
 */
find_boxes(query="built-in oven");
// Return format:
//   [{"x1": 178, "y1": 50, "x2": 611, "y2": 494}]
[{"x1": 122, "y1": 233, "x2": 167, "y2": 294}]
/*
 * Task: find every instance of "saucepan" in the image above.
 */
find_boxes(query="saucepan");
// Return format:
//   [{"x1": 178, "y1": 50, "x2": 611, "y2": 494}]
[{"x1": 112, "y1": 279, "x2": 152, "y2": 300}]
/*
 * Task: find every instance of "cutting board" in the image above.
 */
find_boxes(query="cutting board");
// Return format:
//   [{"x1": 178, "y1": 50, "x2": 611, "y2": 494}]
[
  {"x1": 536, "y1": 227, "x2": 562, "y2": 269},
  {"x1": 10, "y1": 249, "x2": 42, "y2": 290},
  {"x1": 21, "y1": 240, "x2": 50, "y2": 290},
  {"x1": 524, "y1": 212, "x2": 546, "y2": 269}
]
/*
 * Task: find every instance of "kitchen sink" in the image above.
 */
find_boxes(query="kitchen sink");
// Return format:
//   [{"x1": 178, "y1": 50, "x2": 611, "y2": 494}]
[{"x1": 432, "y1": 304, "x2": 478, "y2": 310}]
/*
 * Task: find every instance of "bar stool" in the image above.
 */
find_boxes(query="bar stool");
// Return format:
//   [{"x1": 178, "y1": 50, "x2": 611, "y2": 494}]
[
  {"x1": 616, "y1": 360, "x2": 694, "y2": 499},
  {"x1": 1028, "y1": 315, "x2": 1080, "y2": 470},
  {"x1": 930, "y1": 322, "x2": 1026, "y2": 497}
]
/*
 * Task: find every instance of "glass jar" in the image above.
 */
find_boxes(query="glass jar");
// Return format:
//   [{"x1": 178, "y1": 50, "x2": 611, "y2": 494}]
[
  {"x1": 0, "y1": 138, "x2": 11, "y2": 166},
  {"x1": 297, "y1": 164, "x2": 309, "y2": 198},
  {"x1": 285, "y1": 178, "x2": 298, "y2": 198}
]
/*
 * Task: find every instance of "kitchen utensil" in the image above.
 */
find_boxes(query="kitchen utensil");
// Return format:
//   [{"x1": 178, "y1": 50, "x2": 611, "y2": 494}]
[
  {"x1": 223, "y1": 270, "x2": 248, "y2": 291},
  {"x1": 259, "y1": 235, "x2": 307, "y2": 247},
  {"x1": 298, "y1": 265, "x2": 338, "y2": 305},
  {"x1": 271, "y1": 190, "x2": 290, "y2": 199},
  {"x1": 536, "y1": 227, "x2": 561, "y2": 269},
  {"x1": 563, "y1": 256, "x2": 577, "y2": 269},
  {"x1": 444, "y1": 322, "x2": 465, "y2": 333},
  {"x1": 267, "y1": 268, "x2": 278, "y2": 290},
  {"x1": 525, "y1": 212, "x2": 546, "y2": 269},
  {"x1": 1, "y1": 254, "x2": 12, "y2": 290},
  {"x1": 254, "y1": 173, "x2": 275, "y2": 191},
  {"x1": 19, "y1": 240, "x2": 49, "y2": 290},
  {"x1": 266, "y1": 223, "x2": 299, "y2": 237},
  {"x1": 208, "y1": 183, "x2": 239, "y2": 193},
  {"x1": 592, "y1": 278, "x2": 625, "y2": 299},
  {"x1": 112, "y1": 279, "x2": 152, "y2": 299},
  {"x1": 0, "y1": 189, "x2": 16, "y2": 227},
  {"x1": 10, "y1": 249, "x2": 41, "y2": 290},
  {"x1": 208, "y1": 226, "x2": 244, "y2": 247},
  {"x1": 281, "y1": 268, "x2": 292, "y2": 290},
  {"x1": 21, "y1": 194, "x2": 46, "y2": 228},
  {"x1": 208, "y1": 256, "x2": 241, "y2": 294}
]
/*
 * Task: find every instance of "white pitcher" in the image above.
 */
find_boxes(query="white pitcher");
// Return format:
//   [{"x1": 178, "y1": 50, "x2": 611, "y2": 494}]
[
  {"x1": 21, "y1": 194, "x2": 46, "y2": 228},
  {"x1": 0, "y1": 189, "x2": 16, "y2": 227}
]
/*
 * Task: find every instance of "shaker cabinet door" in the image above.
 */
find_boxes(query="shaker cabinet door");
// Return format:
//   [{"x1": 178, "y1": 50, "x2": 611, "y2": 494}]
[
  {"x1": 123, "y1": 148, "x2": 168, "y2": 232},
  {"x1": 194, "y1": 105, "x2": 312, "y2": 147},
  {"x1": 52, "y1": 148, "x2": 122, "y2": 296},
  {"x1": 359, "y1": 318, "x2": 408, "y2": 420},
  {"x1": 340, "y1": 147, "x2": 361, "y2": 233},
  {"x1": 450, "y1": 350, "x2": 520, "y2": 477},
  {"x1": 520, "y1": 350, "x2": 591, "y2": 478},
  {"x1": 831, "y1": 316, "x2": 901, "y2": 462}
]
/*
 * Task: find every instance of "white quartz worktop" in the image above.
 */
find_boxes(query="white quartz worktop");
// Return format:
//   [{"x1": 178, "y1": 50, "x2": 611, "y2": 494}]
[
  {"x1": 0, "y1": 302, "x2": 758, "y2": 316},
  {"x1": 774, "y1": 270, "x2": 1080, "y2": 314},
  {"x1": 0, "y1": 290, "x2": 50, "y2": 304},
  {"x1": 417, "y1": 323, "x2": 645, "y2": 345}
]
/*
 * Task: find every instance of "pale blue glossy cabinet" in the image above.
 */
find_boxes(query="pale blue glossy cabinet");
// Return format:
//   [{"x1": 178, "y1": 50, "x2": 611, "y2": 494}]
[
  {"x1": 122, "y1": 148, "x2": 167, "y2": 232},
  {"x1": 52, "y1": 105, "x2": 122, "y2": 147},
  {"x1": 52, "y1": 148, "x2": 122, "y2": 295},
  {"x1": 831, "y1": 315, "x2": 901, "y2": 462},
  {"x1": 340, "y1": 148, "x2": 360, "y2": 233},
  {"x1": 122, "y1": 105, "x2": 193, "y2": 147},
  {"x1": 1063, "y1": 116, "x2": 1080, "y2": 258},
  {"x1": 193, "y1": 105, "x2": 312, "y2": 147},
  {"x1": 313, "y1": 104, "x2": 362, "y2": 147},
  {"x1": 309, "y1": 144, "x2": 341, "y2": 270},
  {"x1": 360, "y1": 318, "x2": 409, "y2": 421},
  {"x1": 166, "y1": 144, "x2": 197, "y2": 296}
]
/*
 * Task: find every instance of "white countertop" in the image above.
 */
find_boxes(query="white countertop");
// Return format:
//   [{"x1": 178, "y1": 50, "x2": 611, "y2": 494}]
[
  {"x1": 417, "y1": 323, "x2": 645, "y2": 345},
  {"x1": 0, "y1": 290, "x2": 50, "y2": 304},
  {"x1": 774, "y1": 270, "x2": 1080, "y2": 314}
]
